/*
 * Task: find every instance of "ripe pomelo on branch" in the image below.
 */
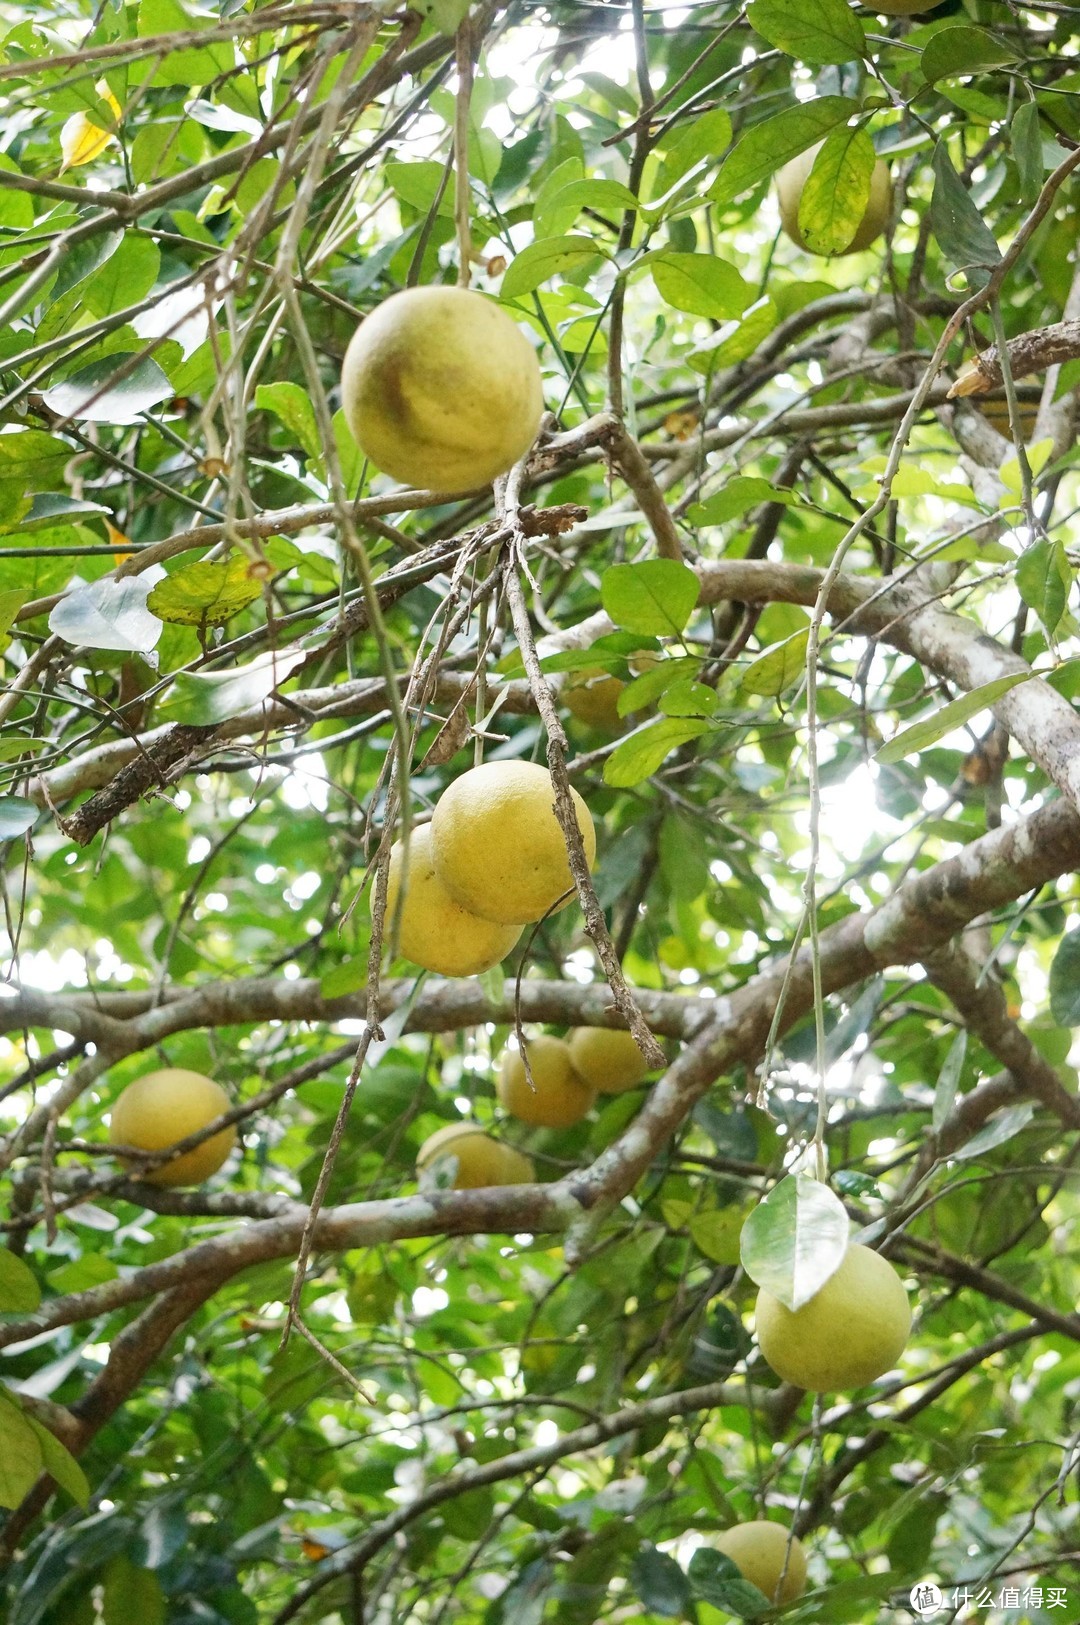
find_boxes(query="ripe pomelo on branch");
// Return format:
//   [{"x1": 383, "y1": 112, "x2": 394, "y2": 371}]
[
  {"x1": 416, "y1": 1123, "x2": 534, "y2": 1189},
  {"x1": 108, "y1": 1069, "x2": 236, "y2": 1187},
  {"x1": 385, "y1": 824, "x2": 522, "y2": 977},
  {"x1": 713, "y1": 1521, "x2": 808, "y2": 1606},
  {"x1": 340, "y1": 286, "x2": 544, "y2": 494},
  {"x1": 754, "y1": 1242, "x2": 911, "y2": 1391},
  {"x1": 567, "y1": 1026, "x2": 649, "y2": 1094},
  {"x1": 497, "y1": 1036, "x2": 595, "y2": 1129},
  {"x1": 776, "y1": 141, "x2": 892, "y2": 255},
  {"x1": 430, "y1": 760, "x2": 596, "y2": 926}
]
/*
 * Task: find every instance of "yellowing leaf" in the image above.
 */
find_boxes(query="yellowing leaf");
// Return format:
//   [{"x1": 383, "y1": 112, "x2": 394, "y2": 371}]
[{"x1": 60, "y1": 85, "x2": 122, "y2": 173}]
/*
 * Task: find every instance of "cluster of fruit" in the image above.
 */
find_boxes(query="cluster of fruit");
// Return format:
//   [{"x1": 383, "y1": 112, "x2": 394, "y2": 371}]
[
  {"x1": 385, "y1": 760, "x2": 595, "y2": 978},
  {"x1": 415, "y1": 1025, "x2": 649, "y2": 1189}
]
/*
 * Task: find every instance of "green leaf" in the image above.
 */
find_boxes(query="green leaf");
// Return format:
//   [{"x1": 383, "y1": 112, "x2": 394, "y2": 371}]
[
  {"x1": 659, "y1": 679, "x2": 717, "y2": 718},
  {"x1": 618, "y1": 655, "x2": 699, "y2": 716},
  {"x1": 688, "y1": 477, "x2": 795, "y2": 527},
  {"x1": 49, "y1": 576, "x2": 163, "y2": 654},
  {"x1": 47, "y1": 1254, "x2": 118, "y2": 1294},
  {"x1": 531, "y1": 157, "x2": 584, "y2": 236},
  {"x1": 0, "y1": 588, "x2": 29, "y2": 635},
  {"x1": 538, "y1": 179, "x2": 639, "y2": 227},
  {"x1": 332, "y1": 406, "x2": 366, "y2": 498},
  {"x1": 921, "y1": 26, "x2": 1018, "y2": 85},
  {"x1": 160, "y1": 648, "x2": 306, "y2": 725},
  {"x1": 147, "y1": 560, "x2": 264, "y2": 627},
  {"x1": 885, "y1": 1492, "x2": 947, "y2": 1574},
  {"x1": 711, "y1": 97, "x2": 858, "y2": 205},
  {"x1": 654, "y1": 109, "x2": 732, "y2": 197},
  {"x1": 137, "y1": 0, "x2": 233, "y2": 87},
  {"x1": 0, "y1": 1249, "x2": 41, "y2": 1311},
  {"x1": 444, "y1": 1486, "x2": 496, "y2": 1540},
  {"x1": 953, "y1": 1104, "x2": 1036, "y2": 1161},
  {"x1": 0, "y1": 798, "x2": 37, "y2": 841},
  {"x1": 1016, "y1": 536, "x2": 1072, "y2": 636},
  {"x1": 658, "y1": 813, "x2": 710, "y2": 900},
  {"x1": 630, "y1": 1546, "x2": 692, "y2": 1617},
  {"x1": 1049, "y1": 930, "x2": 1080, "y2": 1027},
  {"x1": 82, "y1": 235, "x2": 161, "y2": 319},
  {"x1": 930, "y1": 141, "x2": 1001, "y2": 290},
  {"x1": 1012, "y1": 102, "x2": 1044, "y2": 205},
  {"x1": 797, "y1": 124, "x2": 876, "y2": 256},
  {"x1": 26, "y1": 1417, "x2": 90, "y2": 1507},
  {"x1": 741, "y1": 629, "x2": 809, "y2": 697},
  {"x1": 52, "y1": 230, "x2": 123, "y2": 303},
  {"x1": 601, "y1": 559, "x2": 700, "y2": 635},
  {"x1": 0, "y1": 430, "x2": 74, "y2": 490},
  {"x1": 739, "y1": 1173, "x2": 850, "y2": 1310},
  {"x1": 0, "y1": 494, "x2": 110, "y2": 536},
  {"x1": 0, "y1": 1395, "x2": 44, "y2": 1510},
  {"x1": 874, "y1": 671, "x2": 1034, "y2": 765},
  {"x1": 0, "y1": 156, "x2": 34, "y2": 231},
  {"x1": 500, "y1": 235, "x2": 606, "y2": 298},
  {"x1": 689, "y1": 295, "x2": 778, "y2": 370},
  {"x1": 320, "y1": 958, "x2": 366, "y2": 998},
  {"x1": 603, "y1": 718, "x2": 709, "y2": 788},
  {"x1": 747, "y1": 0, "x2": 866, "y2": 65},
  {"x1": 102, "y1": 1554, "x2": 165, "y2": 1625},
  {"x1": 255, "y1": 381, "x2": 322, "y2": 461},
  {"x1": 649, "y1": 252, "x2": 751, "y2": 319},
  {"x1": 41, "y1": 355, "x2": 173, "y2": 425},
  {"x1": 933, "y1": 1029, "x2": 967, "y2": 1134},
  {"x1": 689, "y1": 1208, "x2": 745, "y2": 1266},
  {"x1": 688, "y1": 1548, "x2": 771, "y2": 1616}
]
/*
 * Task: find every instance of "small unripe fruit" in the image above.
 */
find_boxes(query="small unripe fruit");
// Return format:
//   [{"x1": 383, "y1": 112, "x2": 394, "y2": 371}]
[
  {"x1": 497, "y1": 1036, "x2": 595, "y2": 1129},
  {"x1": 755, "y1": 1243, "x2": 911, "y2": 1391},
  {"x1": 714, "y1": 1521, "x2": 808, "y2": 1606},
  {"x1": 340, "y1": 286, "x2": 544, "y2": 494},
  {"x1": 567, "y1": 1027, "x2": 649, "y2": 1094},
  {"x1": 385, "y1": 825, "x2": 522, "y2": 977},
  {"x1": 777, "y1": 141, "x2": 892, "y2": 256},
  {"x1": 431, "y1": 760, "x2": 596, "y2": 927},
  {"x1": 108, "y1": 1069, "x2": 235, "y2": 1187},
  {"x1": 416, "y1": 1123, "x2": 534, "y2": 1189}
]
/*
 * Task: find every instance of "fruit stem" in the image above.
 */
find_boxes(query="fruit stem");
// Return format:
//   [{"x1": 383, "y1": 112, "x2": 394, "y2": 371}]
[{"x1": 454, "y1": 20, "x2": 474, "y2": 288}]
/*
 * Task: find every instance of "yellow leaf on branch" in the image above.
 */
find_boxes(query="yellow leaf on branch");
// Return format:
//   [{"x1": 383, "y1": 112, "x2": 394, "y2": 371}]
[{"x1": 59, "y1": 84, "x2": 122, "y2": 174}]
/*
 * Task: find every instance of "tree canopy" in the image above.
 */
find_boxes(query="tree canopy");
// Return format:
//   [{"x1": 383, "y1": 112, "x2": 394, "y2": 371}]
[{"x1": 2, "y1": 0, "x2": 1080, "y2": 1622}]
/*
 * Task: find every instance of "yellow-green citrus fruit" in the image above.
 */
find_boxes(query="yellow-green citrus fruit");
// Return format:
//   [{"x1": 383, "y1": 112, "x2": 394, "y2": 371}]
[
  {"x1": 872, "y1": 0, "x2": 941, "y2": 13},
  {"x1": 497, "y1": 1036, "x2": 595, "y2": 1129},
  {"x1": 777, "y1": 142, "x2": 892, "y2": 255},
  {"x1": 385, "y1": 824, "x2": 522, "y2": 977},
  {"x1": 564, "y1": 667, "x2": 625, "y2": 732},
  {"x1": 340, "y1": 286, "x2": 544, "y2": 494},
  {"x1": 714, "y1": 1522, "x2": 808, "y2": 1606},
  {"x1": 108, "y1": 1069, "x2": 235, "y2": 1187},
  {"x1": 567, "y1": 1026, "x2": 649, "y2": 1094},
  {"x1": 431, "y1": 760, "x2": 597, "y2": 926},
  {"x1": 416, "y1": 1123, "x2": 534, "y2": 1189},
  {"x1": 755, "y1": 1242, "x2": 912, "y2": 1391}
]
